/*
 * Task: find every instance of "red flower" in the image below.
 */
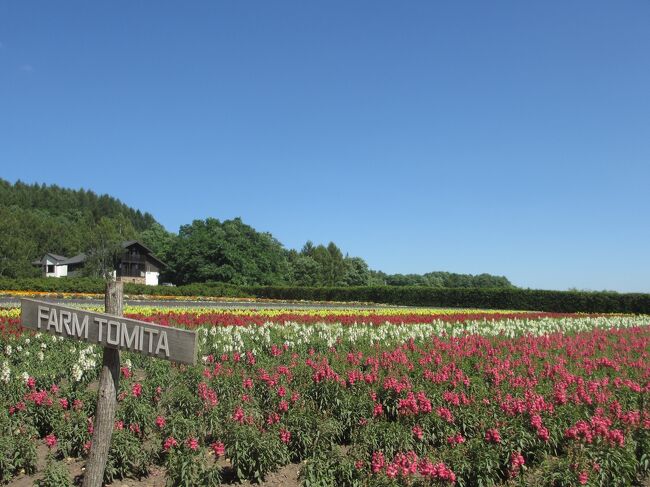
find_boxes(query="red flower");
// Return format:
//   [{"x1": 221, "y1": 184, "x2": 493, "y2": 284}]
[{"x1": 44, "y1": 434, "x2": 57, "y2": 449}]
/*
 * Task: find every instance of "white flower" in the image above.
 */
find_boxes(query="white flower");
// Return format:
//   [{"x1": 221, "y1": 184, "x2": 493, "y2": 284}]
[
  {"x1": 71, "y1": 364, "x2": 83, "y2": 382},
  {"x1": 4, "y1": 345, "x2": 12, "y2": 356},
  {"x1": 21, "y1": 372, "x2": 30, "y2": 384},
  {"x1": 0, "y1": 362, "x2": 10, "y2": 384},
  {"x1": 37, "y1": 351, "x2": 44, "y2": 362}
]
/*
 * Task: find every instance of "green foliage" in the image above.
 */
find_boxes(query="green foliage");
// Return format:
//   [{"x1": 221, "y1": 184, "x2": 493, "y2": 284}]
[
  {"x1": 164, "y1": 446, "x2": 221, "y2": 487},
  {"x1": 225, "y1": 424, "x2": 289, "y2": 482},
  {"x1": 103, "y1": 429, "x2": 150, "y2": 483},
  {"x1": 139, "y1": 222, "x2": 176, "y2": 276},
  {"x1": 54, "y1": 410, "x2": 91, "y2": 459},
  {"x1": 0, "y1": 429, "x2": 37, "y2": 483},
  {"x1": 0, "y1": 179, "x2": 156, "y2": 231},
  {"x1": 372, "y1": 270, "x2": 514, "y2": 288},
  {"x1": 34, "y1": 455, "x2": 72, "y2": 487},
  {"x1": 167, "y1": 217, "x2": 290, "y2": 286},
  {"x1": 300, "y1": 449, "x2": 362, "y2": 487},
  {"x1": 82, "y1": 216, "x2": 137, "y2": 279},
  {"x1": 0, "y1": 179, "x2": 157, "y2": 278},
  {"x1": 239, "y1": 285, "x2": 650, "y2": 313}
]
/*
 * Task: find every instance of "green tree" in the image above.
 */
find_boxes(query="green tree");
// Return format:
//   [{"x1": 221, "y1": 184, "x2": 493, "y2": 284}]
[
  {"x1": 0, "y1": 206, "x2": 39, "y2": 277},
  {"x1": 167, "y1": 217, "x2": 289, "y2": 285},
  {"x1": 140, "y1": 222, "x2": 176, "y2": 261},
  {"x1": 83, "y1": 216, "x2": 137, "y2": 279},
  {"x1": 342, "y1": 257, "x2": 371, "y2": 286},
  {"x1": 288, "y1": 255, "x2": 322, "y2": 286}
]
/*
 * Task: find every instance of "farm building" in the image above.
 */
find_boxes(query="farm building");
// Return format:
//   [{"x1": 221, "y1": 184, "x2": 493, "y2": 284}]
[{"x1": 32, "y1": 240, "x2": 165, "y2": 286}]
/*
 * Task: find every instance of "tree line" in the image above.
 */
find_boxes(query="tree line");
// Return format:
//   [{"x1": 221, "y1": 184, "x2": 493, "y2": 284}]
[{"x1": 0, "y1": 179, "x2": 514, "y2": 288}]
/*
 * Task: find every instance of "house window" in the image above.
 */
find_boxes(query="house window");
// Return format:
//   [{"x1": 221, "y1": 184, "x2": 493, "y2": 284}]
[{"x1": 47, "y1": 265, "x2": 54, "y2": 273}]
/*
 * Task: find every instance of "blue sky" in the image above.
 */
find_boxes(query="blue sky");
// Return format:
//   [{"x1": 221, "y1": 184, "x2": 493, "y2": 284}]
[{"x1": 1, "y1": 1, "x2": 649, "y2": 292}]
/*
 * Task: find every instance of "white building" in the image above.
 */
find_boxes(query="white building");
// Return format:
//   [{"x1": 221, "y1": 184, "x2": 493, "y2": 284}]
[{"x1": 32, "y1": 240, "x2": 165, "y2": 286}]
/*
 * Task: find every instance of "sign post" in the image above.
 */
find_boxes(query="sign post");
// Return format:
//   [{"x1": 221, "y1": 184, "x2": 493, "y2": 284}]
[
  {"x1": 20, "y1": 283, "x2": 197, "y2": 487},
  {"x1": 84, "y1": 281, "x2": 122, "y2": 487}
]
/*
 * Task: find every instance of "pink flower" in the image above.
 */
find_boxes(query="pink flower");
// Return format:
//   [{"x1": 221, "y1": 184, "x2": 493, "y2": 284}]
[
  {"x1": 386, "y1": 463, "x2": 398, "y2": 478},
  {"x1": 44, "y1": 434, "x2": 57, "y2": 449},
  {"x1": 412, "y1": 425, "x2": 424, "y2": 440},
  {"x1": 578, "y1": 471, "x2": 589, "y2": 485},
  {"x1": 371, "y1": 451, "x2": 385, "y2": 473},
  {"x1": 436, "y1": 407, "x2": 454, "y2": 423},
  {"x1": 155, "y1": 416, "x2": 166, "y2": 428},
  {"x1": 132, "y1": 383, "x2": 142, "y2": 398},
  {"x1": 232, "y1": 407, "x2": 245, "y2": 423},
  {"x1": 373, "y1": 403, "x2": 383, "y2": 417},
  {"x1": 509, "y1": 451, "x2": 525, "y2": 478},
  {"x1": 485, "y1": 428, "x2": 502, "y2": 444},
  {"x1": 59, "y1": 398, "x2": 69, "y2": 410},
  {"x1": 163, "y1": 436, "x2": 178, "y2": 451},
  {"x1": 280, "y1": 429, "x2": 291, "y2": 444},
  {"x1": 447, "y1": 433, "x2": 465, "y2": 446},
  {"x1": 211, "y1": 441, "x2": 226, "y2": 458},
  {"x1": 186, "y1": 437, "x2": 199, "y2": 450}
]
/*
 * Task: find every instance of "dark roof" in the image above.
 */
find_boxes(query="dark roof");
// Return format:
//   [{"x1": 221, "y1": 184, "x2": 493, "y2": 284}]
[
  {"x1": 35, "y1": 240, "x2": 166, "y2": 269},
  {"x1": 60, "y1": 253, "x2": 87, "y2": 265},
  {"x1": 122, "y1": 240, "x2": 166, "y2": 268},
  {"x1": 32, "y1": 253, "x2": 69, "y2": 266}
]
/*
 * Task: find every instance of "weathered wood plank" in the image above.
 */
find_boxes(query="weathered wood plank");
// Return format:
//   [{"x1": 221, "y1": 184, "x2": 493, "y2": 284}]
[
  {"x1": 21, "y1": 297, "x2": 198, "y2": 365},
  {"x1": 83, "y1": 281, "x2": 122, "y2": 487}
]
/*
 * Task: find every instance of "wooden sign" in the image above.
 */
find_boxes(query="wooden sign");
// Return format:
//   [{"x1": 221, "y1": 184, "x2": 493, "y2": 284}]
[{"x1": 21, "y1": 298, "x2": 198, "y2": 365}]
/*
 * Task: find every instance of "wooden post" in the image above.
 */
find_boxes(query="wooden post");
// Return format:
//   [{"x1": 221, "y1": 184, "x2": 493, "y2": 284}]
[{"x1": 83, "y1": 281, "x2": 123, "y2": 487}]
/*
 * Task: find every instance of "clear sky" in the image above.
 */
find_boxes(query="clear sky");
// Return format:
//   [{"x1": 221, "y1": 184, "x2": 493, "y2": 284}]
[{"x1": 1, "y1": 1, "x2": 649, "y2": 292}]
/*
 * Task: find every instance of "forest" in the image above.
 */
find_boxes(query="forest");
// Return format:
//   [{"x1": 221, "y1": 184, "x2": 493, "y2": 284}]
[{"x1": 0, "y1": 179, "x2": 513, "y2": 288}]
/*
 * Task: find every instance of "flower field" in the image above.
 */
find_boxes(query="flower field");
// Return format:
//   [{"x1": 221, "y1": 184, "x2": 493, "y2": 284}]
[{"x1": 0, "y1": 306, "x2": 649, "y2": 486}]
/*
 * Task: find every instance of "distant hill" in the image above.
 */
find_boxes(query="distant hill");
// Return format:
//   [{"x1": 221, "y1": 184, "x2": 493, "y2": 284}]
[
  {"x1": 0, "y1": 179, "x2": 156, "y2": 231},
  {"x1": 0, "y1": 179, "x2": 515, "y2": 289},
  {"x1": 0, "y1": 179, "x2": 160, "y2": 277}
]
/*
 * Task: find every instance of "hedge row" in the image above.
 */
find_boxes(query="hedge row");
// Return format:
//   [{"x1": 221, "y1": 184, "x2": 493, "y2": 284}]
[
  {"x1": 242, "y1": 286, "x2": 650, "y2": 314},
  {"x1": 1, "y1": 278, "x2": 649, "y2": 314}
]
